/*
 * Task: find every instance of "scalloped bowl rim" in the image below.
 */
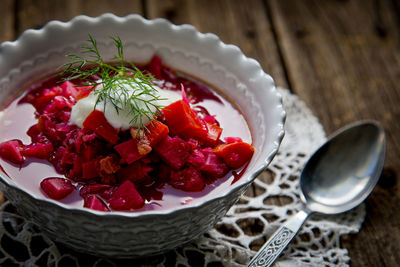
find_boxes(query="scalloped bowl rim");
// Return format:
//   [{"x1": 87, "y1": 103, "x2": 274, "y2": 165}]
[{"x1": 0, "y1": 13, "x2": 285, "y2": 218}]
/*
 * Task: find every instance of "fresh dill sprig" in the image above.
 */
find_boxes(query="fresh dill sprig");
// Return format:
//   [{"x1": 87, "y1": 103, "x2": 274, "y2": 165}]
[{"x1": 61, "y1": 35, "x2": 164, "y2": 133}]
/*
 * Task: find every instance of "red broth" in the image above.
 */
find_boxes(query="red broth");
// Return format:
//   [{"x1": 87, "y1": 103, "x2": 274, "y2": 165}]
[{"x1": 0, "y1": 56, "x2": 252, "y2": 211}]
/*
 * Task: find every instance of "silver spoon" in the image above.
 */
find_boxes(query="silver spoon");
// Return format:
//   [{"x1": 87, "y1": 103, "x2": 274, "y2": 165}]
[{"x1": 247, "y1": 121, "x2": 386, "y2": 267}]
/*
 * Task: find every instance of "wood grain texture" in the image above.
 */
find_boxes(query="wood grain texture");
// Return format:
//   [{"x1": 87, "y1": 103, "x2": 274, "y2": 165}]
[
  {"x1": 0, "y1": 0, "x2": 15, "y2": 42},
  {"x1": 15, "y1": 0, "x2": 143, "y2": 36},
  {"x1": 267, "y1": 0, "x2": 400, "y2": 266},
  {"x1": 146, "y1": 0, "x2": 289, "y2": 87}
]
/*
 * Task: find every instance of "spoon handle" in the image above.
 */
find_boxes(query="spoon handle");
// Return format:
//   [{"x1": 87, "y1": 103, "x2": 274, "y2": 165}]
[{"x1": 247, "y1": 209, "x2": 310, "y2": 267}]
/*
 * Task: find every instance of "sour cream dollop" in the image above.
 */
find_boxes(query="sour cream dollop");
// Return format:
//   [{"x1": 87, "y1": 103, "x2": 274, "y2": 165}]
[{"x1": 69, "y1": 81, "x2": 181, "y2": 130}]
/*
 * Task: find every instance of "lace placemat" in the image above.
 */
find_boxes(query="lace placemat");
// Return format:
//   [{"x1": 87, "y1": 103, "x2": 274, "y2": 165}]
[{"x1": 0, "y1": 88, "x2": 365, "y2": 266}]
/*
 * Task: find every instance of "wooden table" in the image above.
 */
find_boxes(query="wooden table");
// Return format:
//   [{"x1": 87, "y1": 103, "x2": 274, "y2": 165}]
[{"x1": 1, "y1": 0, "x2": 399, "y2": 266}]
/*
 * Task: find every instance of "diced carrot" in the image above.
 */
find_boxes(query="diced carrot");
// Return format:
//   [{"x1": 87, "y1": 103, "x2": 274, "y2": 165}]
[
  {"x1": 99, "y1": 154, "x2": 120, "y2": 175},
  {"x1": 83, "y1": 110, "x2": 119, "y2": 144},
  {"x1": 162, "y1": 100, "x2": 205, "y2": 136},
  {"x1": 144, "y1": 120, "x2": 169, "y2": 146},
  {"x1": 75, "y1": 86, "x2": 95, "y2": 101},
  {"x1": 202, "y1": 122, "x2": 223, "y2": 146},
  {"x1": 214, "y1": 142, "x2": 255, "y2": 169}
]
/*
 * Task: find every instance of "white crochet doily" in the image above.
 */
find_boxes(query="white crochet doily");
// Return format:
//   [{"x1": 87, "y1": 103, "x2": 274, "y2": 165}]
[{"x1": 0, "y1": 88, "x2": 365, "y2": 266}]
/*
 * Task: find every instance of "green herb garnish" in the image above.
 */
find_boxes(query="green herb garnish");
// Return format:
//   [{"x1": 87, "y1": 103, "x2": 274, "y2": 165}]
[{"x1": 61, "y1": 35, "x2": 164, "y2": 133}]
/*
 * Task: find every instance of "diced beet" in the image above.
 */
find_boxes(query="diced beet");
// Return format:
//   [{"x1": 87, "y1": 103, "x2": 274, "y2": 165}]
[
  {"x1": 31, "y1": 95, "x2": 55, "y2": 112},
  {"x1": 22, "y1": 142, "x2": 54, "y2": 159},
  {"x1": 43, "y1": 95, "x2": 73, "y2": 113},
  {"x1": 55, "y1": 122, "x2": 74, "y2": 133},
  {"x1": 199, "y1": 148, "x2": 228, "y2": 178},
  {"x1": 40, "y1": 177, "x2": 75, "y2": 200},
  {"x1": 186, "y1": 138, "x2": 201, "y2": 150},
  {"x1": 81, "y1": 159, "x2": 100, "y2": 179},
  {"x1": 84, "y1": 195, "x2": 109, "y2": 212},
  {"x1": 60, "y1": 81, "x2": 80, "y2": 100},
  {"x1": 186, "y1": 149, "x2": 205, "y2": 168},
  {"x1": 83, "y1": 142, "x2": 104, "y2": 161},
  {"x1": 98, "y1": 186, "x2": 117, "y2": 201},
  {"x1": 156, "y1": 164, "x2": 171, "y2": 181},
  {"x1": 117, "y1": 161, "x2": 153, "y2": 182},
  {"x1": 170, "y1": 166, "x2": 205, "y2": 192},
  {"x1": 100, "y1": 174, "x2": 117, "y2": 185},
  {"x1": 214, "y1": 142, "x2": 255, "y2": 169},
  {"x1": 154, "y1": 136, "x2": 191, "y2": 170},
  {"x1": 108, "y1": 180, "x2": 144, "y2": 210},
  {"x1": 79, "y1": 184, "x2": 112, "y2": 198},
  {"x1": 60, "y1": 150, "x2": 75, "y2": 165},
  {"x1": 114, "y1": 139, "x2": 144, "y2": 164},
  {"x1": 26, "y1": 124, "x2": 40, "y2": 139},
  {"x1": 0, "y1": 140, "x2": 24, "y2": 164},
  {"x1": 82, "y1": 132, "x2": 97, "y2": 143},
  {"x1": 83, "y1": 110, "x2": 119, "y2": 144}
]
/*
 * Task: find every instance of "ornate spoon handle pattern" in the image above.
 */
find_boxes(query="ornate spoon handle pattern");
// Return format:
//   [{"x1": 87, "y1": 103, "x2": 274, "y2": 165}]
[{"x1": 247, "y1": 210, "x2": 310, "y2": 267}]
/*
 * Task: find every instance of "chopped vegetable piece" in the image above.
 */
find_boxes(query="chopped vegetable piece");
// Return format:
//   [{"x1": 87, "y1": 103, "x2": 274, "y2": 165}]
[
  {"x1": 108, "y1": 180, "x2": 144, "y2": 210},
  {"x1": 40, "y1": 177, "x2": 75, "y2": 200},
  {"x1": 162, "y1": 100, "x2": 206, "y2": 139},
  {"x1": 202, "y1": 122, "x2": 223, "y2": 146},
  {"x1": 22, "y1": 142, "x2": 54, "y2": 159},
  {"x1": 82, "y1": 159, "x2": 100, "y2": 179},
  {"x1": 170, "y1": 166, "x2": 205, "y2": 192},
  {"x1": 224, "y1": 137, "x2": 243, "y2": 144},
  {"x1": 114, "y1": 139, "x2": 144, "y2": 164},
  {"x1": 83, "y1": 110, "x2": 119, "y2": 144},
  {"x1": 0, "y1": 140, "x2": 24, "y2": 164},
  {"x1": 214, "y1": 142, "x2": 255, "y2": 169},
  {"x1": 84, "y1": 195, "x2": 109, "y2": 212},
  {"x1": 154, "y1": 136, "x2": 191, "y2": 170},
  {"x1": 117, "y1": 161, "x2": 153, "y2": 182},
  {"x1": 143, "y1": 120, "x2": 169, "y2": 146},
  {"x1": 79, "y1": 184, "x2": 112, "y2": 198},
  {"x1": 99, "y1": 155, "x2": 120, "y2": 175},
  {"x1": 199, "y1": 148, "x2": 228, "y2": 177}
]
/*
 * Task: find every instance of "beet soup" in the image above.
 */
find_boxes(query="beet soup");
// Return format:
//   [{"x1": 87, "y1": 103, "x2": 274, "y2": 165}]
[{"x1": 0, "y1": 52, "x2": 254, "y2": 212}]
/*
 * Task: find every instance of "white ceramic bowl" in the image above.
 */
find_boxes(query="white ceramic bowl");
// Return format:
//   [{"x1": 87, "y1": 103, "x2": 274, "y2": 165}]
[{"x1": 0, "y1": 14, "x2": 285, "y2": 258}]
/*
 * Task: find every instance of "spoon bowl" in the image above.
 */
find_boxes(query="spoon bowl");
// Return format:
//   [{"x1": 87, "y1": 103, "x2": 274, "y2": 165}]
[
  {"x1": 301, "y1": 121, "x2": 386, "y2": 214},
  {"x1": 248, "y1": 121, "x2": 385, "y2": 267}
]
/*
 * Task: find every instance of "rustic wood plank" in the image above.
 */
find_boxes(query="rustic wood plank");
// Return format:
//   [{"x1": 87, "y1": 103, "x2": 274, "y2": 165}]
[
  {"x1": 146, "y1": 0, "x2": 289, "y2": 87},
  {"x1": 0, "y1": 0, "x2": 14, "y2": 42},
  {"x1": 15, "y1": 0, "x2": 143, "y2": 36},
  {"x1": 268, "y1": 0, "x2": 400, "y2": 266}
]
